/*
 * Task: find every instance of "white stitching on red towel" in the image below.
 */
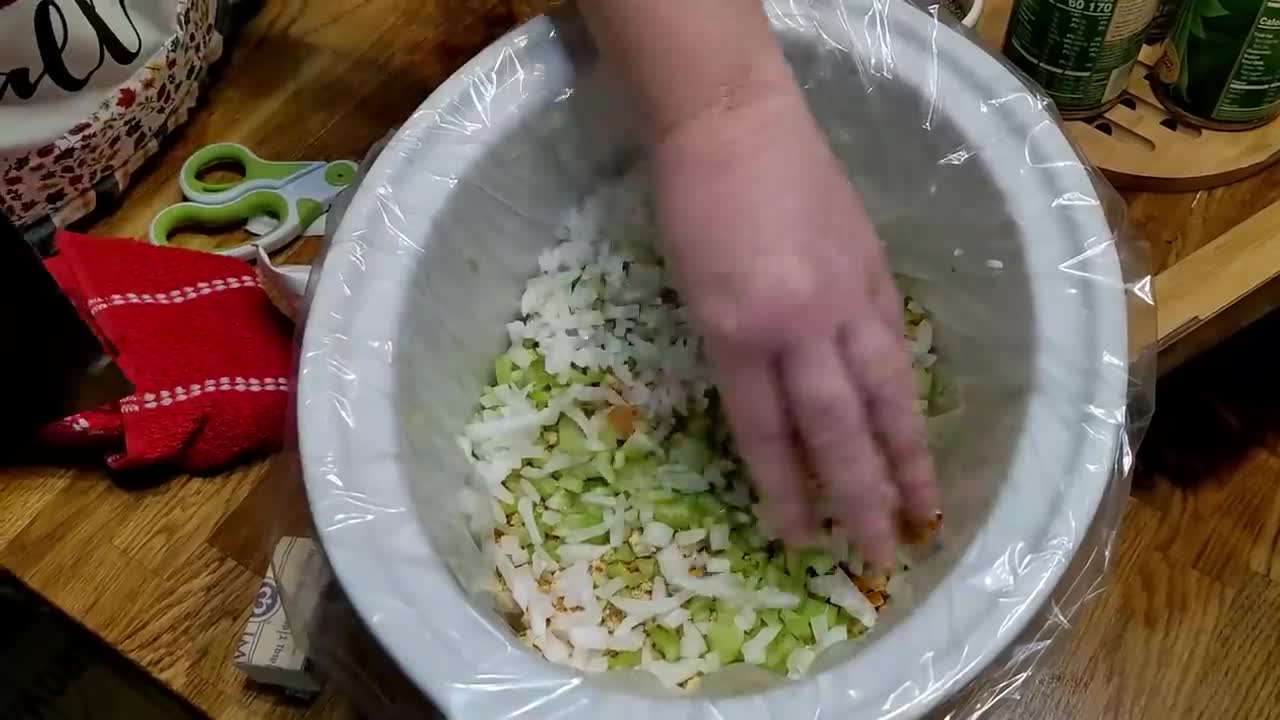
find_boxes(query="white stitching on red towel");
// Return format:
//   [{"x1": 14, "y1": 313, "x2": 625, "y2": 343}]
[
  {"x1": 57, "y1": 415, "x2": 97, "y2": 432},
  {"x1": 86, "y1": 275, "x2": 260, "y2": 315},
  {"x1": 120, "y1": 376, "x2": 290, "y2": 413}
]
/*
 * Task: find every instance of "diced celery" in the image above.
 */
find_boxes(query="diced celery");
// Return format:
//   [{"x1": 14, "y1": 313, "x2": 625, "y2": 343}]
[
  {"x1": 563, "y1": 510, "x2": 604, "y2": 529},
  {"x1": 782, "y1": 610, "x2": 814, "y2": 642},
  {"x1": 825, "y1": 606, "x2": 839, "y2": 629},
  {"x1": 689, "y1": 596, "x2": 714, "y2": 622},
  {"x1": 558, "y1": 416, "x2": 589, "y2": 454},
  {"x1": 611, "y1": 545, "x2": 636, "y2": 562},
  {"x1": 802, "y1": 598, "x2": 829, "y2": 618},
  {"x1": 609, "y1": 651, "x2": 642, "y2": 670},
  {"x1": 622, "y1": 432, "x2": 656, "y2": 460},
  {"x1": 625, "y1": 572, "x2": 645, "y2": 588},
  {"x1": 635, "y1": 558, "x2": 657, "y2": 579},
  {"x1": 726, "y1": 548, "x2": 750, "y2": 573},
  {"x1": 593, "y1": 453, "x2": 616, "y2": 484},
  {"x1": 740, "y1": 528, "x2": 767, "y2": 550},
  {"x1": 531, "y1": 476, "x2": 558, "y2": 499},
  {"x1": 764, "y1": 565, "x2": 786, "y2": 590},
  {"x1": 706, "y1": 621, "x2": 745, "y2": 663},
  {"x1": 780, "y1": 573, "x2": 806, "y2": 596},
  {"x1": 806, "y1": 550, "x2": 836, "y2": 577},
  {"x1": 545, "y1": 490, "x2": 570, "y2": 511},
  {"x1": 686, "y1": 413, "x2": 711, "y2": 440},
  {"x1": 511, "y1": 526, "x2": 531, "y2": 546},
  {"x1": 530, "y1": 388, "x2": 551, "y2": 408},
  {"x1": 669, "y1": 435, "x2": 710, "y2": 472},
  {"x1": 914, "y1": 367, "x2": 933, "y2": 399},
  {"x1": 651, "y1": 626, "x2": 681, "y2": 662},
  {"x1": 785, "y1": 550, "x2": 806, "y2": 578},
  {"x1": 495, "y1": 355, "x2": 514, "y2": 385},
  {"x1": 607, "y1": 562, "x2": 630, "y2": 579},
  {"x1": 653, "y1": 500, "x2": 698, "y2": 530},
  {"x1": 557, "y1": 476, "x2": 585, "y2": 493},
  {"x1": 592, "y1": 570, "x2": 608, "y2": 584},
  {"x1": 542, "y1": 538, "x2": 560, "y2": 559},
  {"x1": 616, "y1": 459, "x2": 659, "y2": 492},
  {"x1": 502, "y1": 478, "x2": 520, "y2": 498},
  {"x1": 644, "y1": 487, "x2": 677, "y2": 503},
  {"x1": 764, "y1": 633, "x2": 799, "y2": 673},
  {"x1": 694, "y1": 494, "x2": 728, "y2": 520},
  {"x1": 758, "y1": 609, "x2": 781, "y2": 628},
  {"x1": 747, "y1": 551, "x2": 769, "y2": 570},
  {"x1": 598, "y1": 422, "x2": 619, "y2": 450}
]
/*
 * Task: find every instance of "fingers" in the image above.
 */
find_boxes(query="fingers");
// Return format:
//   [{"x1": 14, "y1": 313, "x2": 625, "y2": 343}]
[
  {"x1": 869, "y1": 263, "x2": 906, "y2": 332},
  {"x1": 709, "y1": 350, "x2": 814, "y2": 544},
  {"x1": 781, "y1": 340, "x2": 899, "y2": 567},
  {"x1": 840, "y1": 318, "x2": 940, "y2": 528}
]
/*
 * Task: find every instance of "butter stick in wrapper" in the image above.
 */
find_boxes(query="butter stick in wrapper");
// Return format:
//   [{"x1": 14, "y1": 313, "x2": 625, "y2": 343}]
[{"x1": 235, "y1": 537, "x2": 324, "y2": 696}]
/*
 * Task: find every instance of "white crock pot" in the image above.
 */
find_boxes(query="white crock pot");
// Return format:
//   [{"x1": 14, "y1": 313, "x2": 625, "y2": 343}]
[{"x1": 297, "y1": 2, "x2": 1136, "y2": 718}]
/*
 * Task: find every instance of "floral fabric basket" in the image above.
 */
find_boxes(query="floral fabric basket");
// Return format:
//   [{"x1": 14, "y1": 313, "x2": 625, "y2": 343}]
[{"x1": 1, "y1": 0, "x2": 241, "y2": 254}]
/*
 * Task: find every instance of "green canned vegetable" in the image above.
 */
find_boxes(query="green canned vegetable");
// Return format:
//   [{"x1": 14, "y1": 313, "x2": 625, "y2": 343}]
[
  {"x1": 1004, "y1": 0, "x2": 1158, "y2": 117},
  {"x1": 1155, "y1": 0, "x2": 1280, "y2": 128}
]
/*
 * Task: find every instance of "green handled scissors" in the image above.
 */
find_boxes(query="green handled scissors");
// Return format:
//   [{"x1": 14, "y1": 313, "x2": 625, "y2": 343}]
[{"x1": 149, "y1": 143, "x2": 358, "y2": 261}]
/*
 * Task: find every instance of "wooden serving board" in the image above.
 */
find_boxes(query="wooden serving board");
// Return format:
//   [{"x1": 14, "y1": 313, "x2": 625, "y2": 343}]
[
  {"x1": 1065, "y1": 45, "x2": 1280, "y2": 192},
  {"x1": 1155, "y1": 197, "x2": 1280, "y2": 375}
]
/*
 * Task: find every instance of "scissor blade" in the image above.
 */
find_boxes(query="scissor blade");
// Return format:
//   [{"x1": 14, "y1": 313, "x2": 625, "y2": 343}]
[{"x1": 246, "y1": 214, "x2": 327, "y2": 237}]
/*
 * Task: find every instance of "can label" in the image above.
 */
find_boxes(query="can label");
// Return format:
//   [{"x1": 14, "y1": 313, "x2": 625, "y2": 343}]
[
  {"x1": 1004, "y1": 0, "x2": 1157, "y2": 113},
  {"x1": 1158, "y1": 0, "x2": 1280, "y2": 124}
]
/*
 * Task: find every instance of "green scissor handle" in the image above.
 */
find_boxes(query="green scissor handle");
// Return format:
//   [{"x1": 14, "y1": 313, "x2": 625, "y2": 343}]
[
  {"x1": 150, "y1": 190, "x2": 299, "y2": 261},
  {"x1": 180, "y1": 143, "x2": 318, "y2": 203}
]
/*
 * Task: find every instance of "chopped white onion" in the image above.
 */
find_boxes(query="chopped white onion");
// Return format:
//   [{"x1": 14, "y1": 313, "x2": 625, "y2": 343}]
[
  {"x1": 680, "y1": 621, "x2": 707, "y2": 659},
  {"x1": 660, "y1": 607, "x2": 689, "y2": 630},
  {"x1": 518, "y1": 497, "x2": 542, "y2": 546},
  {"x1": 741, "y1": 625, "x2": 781, "y2": 665},
  {"x1": 595, "y1": 577, "x2": 628, "y2": 599},
  {"x1": 558, "y1": 543, "x2": 610, "y2": 563},
  {"x1": 709, "y1": 524, "x2": 730, "y2": 551},
  {"x1": 810, "y1": 614, "x2": 830, "y2": 641},
  {"x1": 808, "y1": 574, "x2": 877, "y2": 629},
  {"x1": 820, "y1": 625, "x2": 848, "y2": 650},
  {"x1": 643, "y1": 521, "x2": 675, "y2": 548},
  {"x1": 641, "y1": 658, "x2": 701, "y2": 688},
  {"x1": 786, "y1": 648, "x2": 816, "y2": 678},
  {"x1": 568, "y1": 626, "x2": 610, "y2": 651},
  {"x1": 705, "y1": 558, "x2": 731, "y2": 574},
  {"x1": 674, "y1": 528, "x2": 706, "y2": 546}
]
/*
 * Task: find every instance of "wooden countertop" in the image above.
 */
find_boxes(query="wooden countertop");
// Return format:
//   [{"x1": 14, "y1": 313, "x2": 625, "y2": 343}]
[{"x1": 2, "y1": 0, "x2": 1279, "y2": 718}]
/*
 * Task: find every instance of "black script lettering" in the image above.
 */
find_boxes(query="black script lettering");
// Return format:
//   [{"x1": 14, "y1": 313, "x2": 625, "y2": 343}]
[{"x1": 0, "y1": 0, "x2": 143, "y2": 103}]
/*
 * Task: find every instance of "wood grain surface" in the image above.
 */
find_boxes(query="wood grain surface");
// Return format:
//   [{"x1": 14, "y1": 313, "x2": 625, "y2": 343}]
[{"x1": 2, "y1": 0, "x2": 1279, "y2": 718}]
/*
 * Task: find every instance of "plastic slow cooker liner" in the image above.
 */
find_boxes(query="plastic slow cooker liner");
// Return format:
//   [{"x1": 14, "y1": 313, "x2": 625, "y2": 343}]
[{"x1": 285, "y1": 1, "x2": 1155, "y2": 717}]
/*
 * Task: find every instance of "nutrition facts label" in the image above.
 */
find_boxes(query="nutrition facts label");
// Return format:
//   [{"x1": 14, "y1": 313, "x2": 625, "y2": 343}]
[
  {"x1": 1004, "y1": 0, "x2": 1156, "y2": 112},
  {"x1": 1216, "y1": 0, "x2": 1280, "y2": 120}
]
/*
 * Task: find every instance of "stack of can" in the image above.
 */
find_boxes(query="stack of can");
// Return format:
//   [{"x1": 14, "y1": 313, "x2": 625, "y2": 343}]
[{"x1": 1003, "y1": 0, "x2": 1280, "y2": 129}]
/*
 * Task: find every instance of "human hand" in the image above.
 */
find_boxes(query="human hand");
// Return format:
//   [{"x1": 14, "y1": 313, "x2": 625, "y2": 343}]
[{"x1": 652, "y1": 82, "x2": 939, "y2": 567}]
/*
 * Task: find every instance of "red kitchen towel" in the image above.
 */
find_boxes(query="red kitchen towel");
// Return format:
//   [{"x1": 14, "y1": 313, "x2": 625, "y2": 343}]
[{"x1": 39, "y1": 231, "x2": 293, "y2": 471}]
